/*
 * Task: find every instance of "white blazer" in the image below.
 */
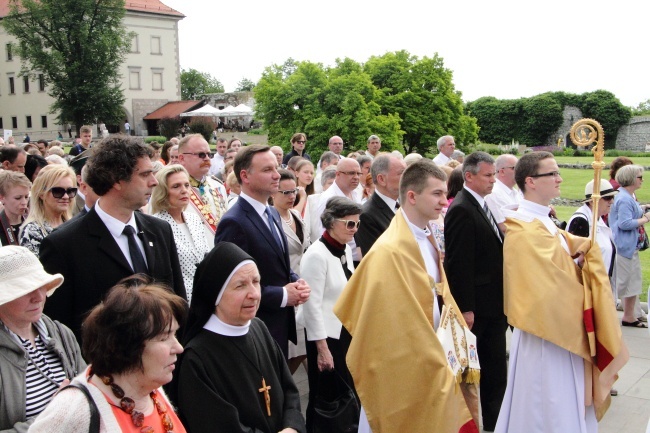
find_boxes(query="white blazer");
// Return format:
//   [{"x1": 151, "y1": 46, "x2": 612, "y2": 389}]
[{"x1": 297, "y1": 240, "x2": 354, "y2": 341}]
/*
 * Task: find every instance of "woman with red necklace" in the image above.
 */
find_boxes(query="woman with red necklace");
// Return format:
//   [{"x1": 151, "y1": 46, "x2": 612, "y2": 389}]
[{"x1": 29, "y1": 275, "x2": 188, "y2": 433}]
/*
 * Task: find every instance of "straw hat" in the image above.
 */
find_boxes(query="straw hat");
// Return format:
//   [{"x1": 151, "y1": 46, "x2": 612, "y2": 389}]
[
  {"x1": 583, "y1": 179, "x2": 618, "y2": 202},
  {"x1": 0, "y1": 246, "x2": 63, "y2": 306}
]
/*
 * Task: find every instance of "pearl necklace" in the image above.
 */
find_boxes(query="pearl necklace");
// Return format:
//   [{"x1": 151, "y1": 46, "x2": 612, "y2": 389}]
[{"x1": 281, "y1": 213, "x2": 293, "y2": 225}]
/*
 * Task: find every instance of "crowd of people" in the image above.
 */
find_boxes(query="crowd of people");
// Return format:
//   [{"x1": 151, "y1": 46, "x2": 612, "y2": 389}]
[{"x1": 0, "y1": 128, "x2": 643, "y2": 433}]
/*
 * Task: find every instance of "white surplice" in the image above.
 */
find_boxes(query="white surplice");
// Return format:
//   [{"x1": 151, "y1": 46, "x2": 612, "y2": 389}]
[{"x1": 495, "y1": 199, "x2": 597, "y2": 433}]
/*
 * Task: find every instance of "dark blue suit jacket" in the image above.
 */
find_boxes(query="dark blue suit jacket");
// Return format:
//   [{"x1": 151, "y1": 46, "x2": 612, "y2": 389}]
[{"x1": 214, "y1": 196, "x2": 299, "y2": 356}]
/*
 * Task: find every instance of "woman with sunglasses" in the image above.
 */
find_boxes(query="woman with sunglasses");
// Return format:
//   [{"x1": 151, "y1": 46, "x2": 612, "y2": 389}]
[
  {"x1": 20, "y1": 165, "x2": 77, "y2": 257},
  {"x1": 271, "y1": 170, "x2": 311, "y2": 373},
  {"x1": 297, "y1": 196, "x2": 361, "y2": 432}
]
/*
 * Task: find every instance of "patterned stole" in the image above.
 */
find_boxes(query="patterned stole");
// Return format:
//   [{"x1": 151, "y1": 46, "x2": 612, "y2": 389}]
[{"x1": 188, "y1": 186, "x2": 218, "y2": 235}]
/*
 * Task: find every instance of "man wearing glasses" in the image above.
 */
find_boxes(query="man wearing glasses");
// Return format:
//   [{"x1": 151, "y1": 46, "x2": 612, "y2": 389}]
[
  {"x1": 494, "y1": 151, "x2": 626, "y2": 432},
  {"x1": 328, "y1": 136, "x2": 344, "y2": 159},
  {"x1": 486, "y1": 154, "x2": 521, "y2": 233},
  {"x1": 316, "y1": 158, "x2": 363, "y2": 263},
  {"x1": 178, "y1": 134, "x2": 228, "y2": 240},
  {"x1": 282, "y1": 132, "x2": 311, "y2": 166}
]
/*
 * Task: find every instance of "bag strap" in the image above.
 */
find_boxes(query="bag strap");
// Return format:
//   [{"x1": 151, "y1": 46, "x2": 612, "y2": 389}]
[{"x1": 62, "y1": 383, "x2": 100, "y2": 433}]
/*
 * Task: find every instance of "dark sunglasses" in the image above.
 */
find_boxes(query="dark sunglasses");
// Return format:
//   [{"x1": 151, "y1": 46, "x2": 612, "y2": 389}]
[
  {"x1": 602, "y1": 196, "x2": 615, "y2": 202},
  {"x1": 182, "y1": 152, "x2": 210, "y2": 159},
  {"x1": 337, "y1": 219, "x2": 361, "y2": 230},
  {"x1": 50, "y1": 187, "x2": 78, "y2": 199},
  {"x1": 295, "y1": 140, "x2": 306, "y2": 144}
]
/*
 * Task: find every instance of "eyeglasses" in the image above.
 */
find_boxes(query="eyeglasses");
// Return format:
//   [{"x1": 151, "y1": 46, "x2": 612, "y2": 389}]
[
  {"x1": 295, "y1": 140, "x2": 306, "y2": 144},
  {"x1": 49, "y1": 187, "x2": 78, "y2": 199},
  {"x1": 502, "y1": 166, "x2": 515, "y2": 171},
  {"x1": 530, "y1": 171, "x2": 561, "y2": 179},
  {"x1": 338, "y1": 171, "x2": 363, "y2": 177},
  {"x1": 336, "y1": 219, "x2": 361, "y2": 230},
  {"x1": 278, "y1": 188, "x2": 299, "y2": 195},
  {"x1": 182, "y1": 152, "x2": 210, "y2": 159}
]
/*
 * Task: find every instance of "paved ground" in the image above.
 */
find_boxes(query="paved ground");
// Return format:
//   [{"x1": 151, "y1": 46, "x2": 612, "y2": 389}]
[{"x1": 292, "y1": 310, "x2": 650, "y2": 432}]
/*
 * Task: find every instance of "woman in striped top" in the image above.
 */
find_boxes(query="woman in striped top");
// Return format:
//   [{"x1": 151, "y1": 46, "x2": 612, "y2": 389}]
[{"x1": 0, "y1": 246, "x2": 85, "y2": 431}]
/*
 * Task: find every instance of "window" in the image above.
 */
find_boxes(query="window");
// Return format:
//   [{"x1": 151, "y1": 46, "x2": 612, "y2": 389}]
[
  {"x1": 9, "y1": 77, "x2": 15, "y2": 94},
  {"x1": 23, "y1": 76, "x2": 29, "y2": 93},
  {"x1": 26, "y1": 116, "x2": 32, "y2": 128},
  {"x1": 130, "y1": 34, "x2": 139, "y2": 53},
  {"x1": 41, "y1": 115, "x2": 47, "y2": 128},
  {"x1": 150, "y1": 36, "x2": 161, "y2": 55},
  {"x1": 11, "y1": 117, "x2": 17, "y2": 129},
  {"x1": 128, "y1": 67, "x2": 141, "y2": 90},
  {"x1": 152, "y1": 69, "x2": 163, "y2": 91},
  {"x1": 38, "y1": 74, "x2": 45, "y2": 91},
  {"x1": 6, "y1": 44, "x2": 12, "y2": 61},
  {"x1": 0, "y1": 118, "x2": 3, "y2": 129}
]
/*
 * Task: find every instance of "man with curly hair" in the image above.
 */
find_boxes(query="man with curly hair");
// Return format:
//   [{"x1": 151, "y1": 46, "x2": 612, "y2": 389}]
[{"x1": 40, "y1": 135, "x2": 186, "y2": 341}]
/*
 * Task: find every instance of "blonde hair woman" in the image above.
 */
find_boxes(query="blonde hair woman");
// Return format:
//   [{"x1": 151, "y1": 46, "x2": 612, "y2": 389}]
[
  {"x1": 151, "y1": 164, "x2": 211, "y2": 303},
  {"x1": 20, "y1": 165, "x2": 76, "y2": 257}
]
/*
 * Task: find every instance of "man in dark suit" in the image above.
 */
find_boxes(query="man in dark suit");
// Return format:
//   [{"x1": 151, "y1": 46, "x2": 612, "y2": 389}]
[
  {"x1": 40, "y1": 136, "x2": 186, "y2": 340},
  {"x1": 356, "y1": 154, "x2": 406, "y2": 255},
  {"x1": 215, "y1": 144, "x2": 311, "y2": 358},
  {"x1": 443, "y1": 151, "x2": 507, "y2": 432}
]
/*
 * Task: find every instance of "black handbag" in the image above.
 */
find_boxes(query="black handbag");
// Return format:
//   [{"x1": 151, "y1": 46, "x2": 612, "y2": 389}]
[{"x1": 312, "y1": 370, "x2": 359, "y2": 433}]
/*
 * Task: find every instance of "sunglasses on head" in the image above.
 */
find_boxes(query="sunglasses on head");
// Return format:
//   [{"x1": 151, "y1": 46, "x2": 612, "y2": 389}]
[{"x1": 49, "y1": 187, "x2": 78, "y2": 199}]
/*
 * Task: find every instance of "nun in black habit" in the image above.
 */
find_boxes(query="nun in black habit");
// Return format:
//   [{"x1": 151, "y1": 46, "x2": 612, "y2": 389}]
[{"x1": 176, "y1": 242, "x2": 306, "y2": 433}]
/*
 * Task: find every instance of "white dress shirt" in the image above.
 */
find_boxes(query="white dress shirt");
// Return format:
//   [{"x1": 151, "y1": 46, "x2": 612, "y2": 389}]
[{"x1": 94, "y1": 200, "x2": 147, "y2": 270}]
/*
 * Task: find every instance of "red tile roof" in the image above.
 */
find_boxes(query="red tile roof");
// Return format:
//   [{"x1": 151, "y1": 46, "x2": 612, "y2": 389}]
[
  {"x1": 0, "y1": 0, "x2": 184, "y2": 19},
  {"x1": 144, "y1": 100, "x2": 203, "y2": 120}
]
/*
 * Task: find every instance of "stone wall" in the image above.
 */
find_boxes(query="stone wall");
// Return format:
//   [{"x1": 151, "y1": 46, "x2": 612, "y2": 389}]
[
  {"x1": 132, "y1": 99, "x2": 169, "y2": 136},
  {"x1": 547, "y1": 106, "x2": 583, "y2": 147},
  {"x1": 205, "y1": 92, "x2": 255, "y2": 110},
  {"x1": 616, "y1": 116, "x2": 650, "y2": 151}
]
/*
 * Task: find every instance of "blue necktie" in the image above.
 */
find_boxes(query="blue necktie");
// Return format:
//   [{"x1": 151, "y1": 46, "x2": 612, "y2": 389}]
[{"x1": 264, "y1": 207, "x2": 284, "y2": 250}]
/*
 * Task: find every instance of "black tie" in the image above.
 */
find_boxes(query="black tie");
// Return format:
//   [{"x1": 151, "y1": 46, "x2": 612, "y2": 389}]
[
  {"x1": 264, "y1": 207, "x2": 284, "y2": 250},
  {"x1": 482, "y1": 202, "x2": 501, "y2": 240},
  {"x1": 394, "y1": 201, "x2": 401, "y2": 211},
  {"x1": 122, "y1": 225, "x2": 148, "y2": 274}
]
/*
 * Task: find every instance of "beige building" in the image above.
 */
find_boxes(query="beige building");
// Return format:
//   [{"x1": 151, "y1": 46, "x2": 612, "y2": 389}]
[{"x1": 0, "y1": 0, "x2": 184, "y2": 140}]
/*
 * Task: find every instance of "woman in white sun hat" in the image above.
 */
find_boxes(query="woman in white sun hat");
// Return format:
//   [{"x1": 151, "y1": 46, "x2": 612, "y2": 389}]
[{"x1": 0, "y1": 245, "x2": 85, "y2": 431}]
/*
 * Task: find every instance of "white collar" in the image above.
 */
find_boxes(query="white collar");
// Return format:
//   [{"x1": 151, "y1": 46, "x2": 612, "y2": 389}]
[
  {"x1": 374, "y1": 189, "x2": 398, "y2": 213},
  {"x1": 203, "y1": 314, "x2": 250, "y2": 336},
  {"x1": 239, "y1": 192, "x2": 268, "y2": 218},
  {"x1": 463, "y1": 185, "x2": 485, "y2": 208},
  {"x1": 94, "y1": 200, "x2": 138, "y2": 238},
  {"x1": 401, "y1": 209, "x2": 431, "y2": 241}
]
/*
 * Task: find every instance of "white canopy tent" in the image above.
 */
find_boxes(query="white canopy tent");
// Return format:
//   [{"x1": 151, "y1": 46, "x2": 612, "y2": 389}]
[
  {"x1": 180, "y1": 104, "x2": 222, "y2": 117},
  {"x1": 214, "y1": 104, "x2": 254, "y2": 117}
]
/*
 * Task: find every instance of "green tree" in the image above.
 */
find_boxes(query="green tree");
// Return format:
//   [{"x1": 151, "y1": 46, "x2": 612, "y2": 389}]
[
  {"x1": 180, "y1": 68, "x2": 224, "y2": 100},
  {"x1": 632, "y1": 99, "x2": 650, "y2": 116},
  {"x1": 580, "y1": 90, "x2": 631, "y2": 149},
  {"x1": 466, "y1": 97, "x2": 523, "y2": 144},
  {"x1": 235, "y1": 77, "x2": 255, "y2": 92},
  {"x1": 520, "y1": 95, "x2": 563, "y2": 145},
  {"x1": 3, "y1": 0, "x2": 132, "y2": 132},
  {"x1": 364, "y1": 50, "x2": 477, "y2": 154},
  {"x1": 255, "y1": 58, "x2": 402, "y2": 157}
]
